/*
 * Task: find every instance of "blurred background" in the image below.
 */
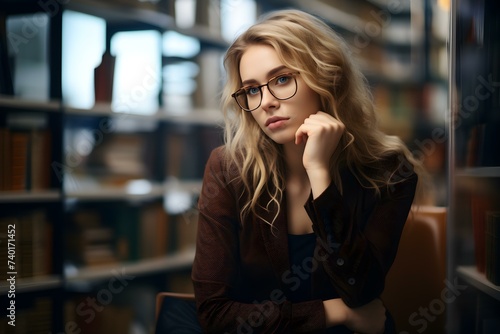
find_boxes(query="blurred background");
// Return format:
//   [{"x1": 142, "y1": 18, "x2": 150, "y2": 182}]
[{"x1": 0, "y1": 0, "x2": 498, "y2": 333}]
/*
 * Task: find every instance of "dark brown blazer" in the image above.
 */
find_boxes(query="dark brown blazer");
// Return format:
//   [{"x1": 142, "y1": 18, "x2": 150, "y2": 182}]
[{"x1": 192, "y1": 146, "x2": 418, "y2": 333}]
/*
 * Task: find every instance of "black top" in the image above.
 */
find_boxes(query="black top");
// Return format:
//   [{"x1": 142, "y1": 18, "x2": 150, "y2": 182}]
[
  {"x1": 287, "y1": 232, "x2": 317, "y2": 302},
  {"x1": 288, "y1": 233, "x2": 352, "y2": 334}
]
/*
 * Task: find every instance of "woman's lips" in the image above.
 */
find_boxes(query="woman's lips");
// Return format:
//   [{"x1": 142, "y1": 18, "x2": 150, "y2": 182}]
[{"x1": 265, "y1": 116, "x2": 289, "y2": 130}]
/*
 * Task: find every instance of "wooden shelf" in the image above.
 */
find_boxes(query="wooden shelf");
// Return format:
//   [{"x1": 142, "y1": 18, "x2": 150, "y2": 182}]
[
  {"x1": 65, "y1": 183, "x2": 165, "y2": 201},
  {"x1": 65, "y1": 180, "x2": 202, "y2": 201},
  {"x1": 0, "y1": 95, "x2": 61, "y2": 112},
  {"x1": 0, "y1": 275, "x2": 63, "y2": 294},
  {"x1": 65, "y1": 249, "x2": 195, "y2": 284},
  {"x1": 457, "y1": 266, "x2": 500, "y2": 302},
  {"x1": 0, "y1": 190, "x2": 61, "y2": 203},
  {"x1": 164, "y1": 180, "x2": 203, "y2": 194},
  {"x1": 65, "y1": 105, "x2": 223, "y2": 126},
  {"x1": 65, "y1": 104, "x2": 157, "y2": 119},
  {"x1": 456, "y1": 167, "x2": 500, "y2": 178},
  {"x1": 159, "y1": 108, "x2": 224, "y2": 125}
]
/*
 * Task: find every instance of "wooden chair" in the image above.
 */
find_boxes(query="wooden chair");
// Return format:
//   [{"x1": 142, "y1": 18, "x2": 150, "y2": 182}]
[
  {"x1": 382, "y1": 206, "x2": 447, "y2": 333},
  {"x1": 155, "y1": 292, "x2": 201, "y2": 333}
]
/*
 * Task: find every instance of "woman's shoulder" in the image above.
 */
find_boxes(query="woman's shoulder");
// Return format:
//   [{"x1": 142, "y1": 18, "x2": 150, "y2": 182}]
[
  {"x1": 205, "y1": 145, "x2": 241, "y2": 182},
  {"x1": 350, "y1": 152, "x2": 418, "y2": 189},
  {"x1": 207, "y1": 145, "x2": 226, "y2": 162},
  {"x1": 380, "y1": 152, "x2": 416, "y2": 177},
  {"x1": 205, "y1": 145, "x2": 228, "y2": 172}
]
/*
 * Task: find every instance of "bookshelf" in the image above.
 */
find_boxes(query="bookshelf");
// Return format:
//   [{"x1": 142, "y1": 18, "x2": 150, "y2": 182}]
[
  {"x1": 457, "y1": 266, "x2": 500, "y2": 303},
  {"x1": 448, "y1": 0, "x2": 500, "y2": 332},
  {"x1": 1, "y1": 0, "x2": 224, "y2": 332}
]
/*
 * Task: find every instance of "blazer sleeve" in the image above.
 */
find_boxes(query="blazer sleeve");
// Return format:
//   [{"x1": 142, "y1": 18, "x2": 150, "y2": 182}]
[
  {"x1": 304, "y1": 167, "x2": 418, "y2": 308},
  {"x1": 192, "y1": 148, "x2": 327, "y2": 333}
]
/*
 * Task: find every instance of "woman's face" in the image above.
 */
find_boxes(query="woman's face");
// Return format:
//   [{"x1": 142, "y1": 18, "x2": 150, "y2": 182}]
[{"x1": 238, "y1": 44, "x2": 322, "y2": 145}]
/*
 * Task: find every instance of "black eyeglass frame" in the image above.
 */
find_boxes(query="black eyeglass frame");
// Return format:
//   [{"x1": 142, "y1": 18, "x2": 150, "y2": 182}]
[{"x1": 231, "y1": 72, "x2": 300, "y2": 112}]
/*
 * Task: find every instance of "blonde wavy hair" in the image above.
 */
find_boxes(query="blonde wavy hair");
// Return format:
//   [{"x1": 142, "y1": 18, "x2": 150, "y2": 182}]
[{"x1": 220, "y1": 9, "x2": 425, "y2": 226}]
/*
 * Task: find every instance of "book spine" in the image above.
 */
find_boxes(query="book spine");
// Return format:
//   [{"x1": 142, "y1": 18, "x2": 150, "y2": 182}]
[
  {"x1": 0, "y1": 128, "x2": 11, "y2": 190},
  {"x1": 471, "y1": 194, "x2": 493, "y2": 273},
  {"x1": 10, "y1": 131, "x2": 30, "y2": 191},
  {"x1": 485, "y1": 211, "x2": 500, "y2": 285}
]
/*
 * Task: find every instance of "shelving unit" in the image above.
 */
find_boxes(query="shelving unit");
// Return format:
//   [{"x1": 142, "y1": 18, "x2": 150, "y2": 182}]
[
  {"x1": 448, "y1": 0, "x2": 500, "y2": 332},
  {"x1": 457, "y1": 266, "x2": 500, "y2": 303},
  {"x1": 1, "y1": 0, "x2": 224, "y2": 332}
]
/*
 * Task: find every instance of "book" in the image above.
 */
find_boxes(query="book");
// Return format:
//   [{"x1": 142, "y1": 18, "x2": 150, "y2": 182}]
[
  {"x1": 0, "y1": 210, "x2": 52, "y2": 279},
  {"x1": 85, "y1": 133, "x2": 149, "y2": 185},
  {"x1": 485, "y1": 211, "x2": 500, "y2": 285},
  {"x1": 30, "y1": 128, "x2": 52, "y2": 190},
  {"x1": 67, "y1": 210, "x2": 119, "y2": 267},
  {"x1": 113, "y1": 205, "x2": 140, "y2": 262},
  {"x1": 18, "y1": 212, "x2": 35, "y2": 278},
  {"x1": 1, "y1": 112, "x2": 52, "y2": 191},
  {"x1": 10, "y1": 130, "x2": 30, "y2": 191},
  {"x1": 0, "y1": 128, "x2": 11, "y2": 190},
  {"x1": 465, "y1": 124, "x2": 485, "y2": 167},
  {"x1": 471, "y1": 194, "x2": 492, "y2": 273},
  {"x1": 140, "y1": 202, "x2": 169, "y2": 259}
]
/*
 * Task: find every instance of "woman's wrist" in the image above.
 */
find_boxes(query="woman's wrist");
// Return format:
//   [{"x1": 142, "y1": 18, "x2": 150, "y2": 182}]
[
  {"x1": 323, "y1": 298, "x2": 348, "y2": 328},
  {"x1": 306, "y1": 167, "x2": 331, "y2": 199}
]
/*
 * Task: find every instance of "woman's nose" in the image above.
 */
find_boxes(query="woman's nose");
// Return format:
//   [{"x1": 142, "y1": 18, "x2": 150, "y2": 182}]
[{"x1": 260, "y1": 86, "x2": 279, "y2": 111}]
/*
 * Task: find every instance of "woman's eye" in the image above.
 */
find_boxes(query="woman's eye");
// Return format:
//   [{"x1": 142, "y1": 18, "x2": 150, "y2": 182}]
[
  {"x1": 276, "y1": 75, "x2": 290, "y2": 85},
  {"x1": 246, "y1": 87, "x2": 260, "y2": 96}
]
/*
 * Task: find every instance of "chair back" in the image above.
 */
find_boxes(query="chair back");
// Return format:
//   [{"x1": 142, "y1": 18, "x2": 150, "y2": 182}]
[
  {"x1": 155, "y1": 292, "x2": 202, "y2": 334},
  {"x1": 382, "y1": 206, "x2": 447, "y2": 333}
]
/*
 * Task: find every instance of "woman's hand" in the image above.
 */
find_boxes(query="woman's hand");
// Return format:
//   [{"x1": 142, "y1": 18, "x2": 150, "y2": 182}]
[
  {"x1": 295, "y1": 111, "x2": 345, "y2": 197},
  {"x1": 344, "y1": 298, "x2": 386, "y2": 334},
  {"x1": 323, "y1": 298, "x2": 386, "y2": 334}
]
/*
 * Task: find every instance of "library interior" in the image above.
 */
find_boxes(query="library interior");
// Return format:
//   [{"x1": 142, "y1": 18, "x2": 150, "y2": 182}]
[{"x1": 0, "y1": 0, "x2": 499, "y2": 333}]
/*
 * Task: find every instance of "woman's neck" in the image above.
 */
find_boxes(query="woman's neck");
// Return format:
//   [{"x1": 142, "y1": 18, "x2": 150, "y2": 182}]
[{"x1": 283, "y1": 142, "x2": 308, "y2": 182}]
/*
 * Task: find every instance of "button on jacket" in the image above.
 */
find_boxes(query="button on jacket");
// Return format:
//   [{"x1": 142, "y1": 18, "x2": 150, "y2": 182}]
[{"x1": 192, "y1": 146, "x2": 418, "y2": 333}]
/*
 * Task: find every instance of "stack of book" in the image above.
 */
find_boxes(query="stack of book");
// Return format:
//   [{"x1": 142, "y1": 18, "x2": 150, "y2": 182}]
[
  {"x1": 0, "y1": 113, "x2": 52, "y2": 191},
  {"x1": 67, "y1": 202, "x2": 172, "y2": 268},
  {"x1": 67, "y1": 210, "x2": 119, "y2": 267}
]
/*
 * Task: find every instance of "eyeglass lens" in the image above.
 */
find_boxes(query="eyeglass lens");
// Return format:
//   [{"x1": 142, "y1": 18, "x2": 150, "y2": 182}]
[{"x1": 235, "y1": 73, "x2": 297, "y2": 111}]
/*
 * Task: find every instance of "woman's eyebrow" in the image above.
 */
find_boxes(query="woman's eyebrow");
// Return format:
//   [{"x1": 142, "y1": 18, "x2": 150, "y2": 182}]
[{"x1": 241, "y1": 65, "x2": 289, "y2": 86}]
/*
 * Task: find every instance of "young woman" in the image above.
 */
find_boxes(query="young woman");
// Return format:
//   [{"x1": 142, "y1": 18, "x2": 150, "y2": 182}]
[{"x1": 191, "y1": 9, "x2": 424, "y2": 334}]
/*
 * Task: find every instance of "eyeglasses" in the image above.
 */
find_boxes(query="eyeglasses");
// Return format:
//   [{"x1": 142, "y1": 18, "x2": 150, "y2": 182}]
[{"x1": 231, "y1": 72, "x2": 300, "y2": 112}]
